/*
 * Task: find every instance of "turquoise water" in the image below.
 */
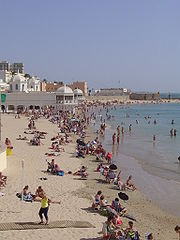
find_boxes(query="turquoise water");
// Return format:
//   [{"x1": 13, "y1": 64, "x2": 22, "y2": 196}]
[{"x1": 100, "y1": 103, "x2": 180, "y2": 182}]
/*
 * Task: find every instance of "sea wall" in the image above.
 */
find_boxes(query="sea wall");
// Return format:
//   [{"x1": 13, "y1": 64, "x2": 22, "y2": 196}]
[
  {"x1": 130, "y1": 92, "x2": 160, "y2": 100},
  {"x1": 85, "y1": 95, "x2": 130, "y2": 103}
]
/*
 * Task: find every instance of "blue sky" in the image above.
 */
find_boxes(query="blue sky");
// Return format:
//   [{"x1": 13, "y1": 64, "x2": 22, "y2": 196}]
[{"x1": 1, "y1": 0, "x2": 180, "y2": 92}]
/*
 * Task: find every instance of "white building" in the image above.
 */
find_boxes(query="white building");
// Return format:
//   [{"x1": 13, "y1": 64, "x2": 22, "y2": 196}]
[
  {"x1": 27, "y1": 76, "x2": 41, "y2": 92},
  {"x1": 9, "y1": 74, "x2": 28, "y2": 92},
  {"x1": 10, "y1": 62, "x2": 24, "y2": 74},
  {"x1": 0, "y1": 70, "x2": 12, "y2": 83},
  {"x1": 0, "y1": 61, "x2": 24, "y2": 74},
  {"x1": 0, "y1": 79, "x2": 9, "y2": 91},
  {"x1": 0, "y1": 61, "x2": 10, "y2": 71},
  {"x1": 1, "y1": 85, "x2": 82, "y2": 113},
  {"x1": 9, "y1": 73, "x2": 41, "y2": 92}
]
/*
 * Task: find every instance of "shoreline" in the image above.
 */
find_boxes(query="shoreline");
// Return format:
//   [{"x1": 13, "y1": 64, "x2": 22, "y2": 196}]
[
  {"x1": 82, "y1": 125, "x2": 180, "y2": 239},
  {"x1": 88, "y1": 101, "x2": 180, "y2": 218},
  {"x1": 96, "y1": 122, "x2": 180, "y2": 218}
]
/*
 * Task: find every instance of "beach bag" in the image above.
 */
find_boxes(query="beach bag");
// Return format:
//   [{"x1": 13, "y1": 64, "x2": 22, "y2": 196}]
[
  {"x1": 16, "y1": 192, "x2": 21, "y2": 199},
  {"x1": 57, "y1": 171, "x2": 64, "y2": 176},
  {"x1": 101, "y1": 208, "x2": 108, "y2": 216}
]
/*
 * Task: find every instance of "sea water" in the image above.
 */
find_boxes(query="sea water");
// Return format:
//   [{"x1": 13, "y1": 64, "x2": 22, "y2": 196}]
[{"x1": 92, "y1": 103, "x2": 180, "y2": 216}]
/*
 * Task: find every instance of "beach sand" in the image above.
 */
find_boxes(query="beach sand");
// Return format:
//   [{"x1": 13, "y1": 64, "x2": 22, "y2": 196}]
[{"x1": 0, "y1": 114, "x2": 179, "y2": 240}]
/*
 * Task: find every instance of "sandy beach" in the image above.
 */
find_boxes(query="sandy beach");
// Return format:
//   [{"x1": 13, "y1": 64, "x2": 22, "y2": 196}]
[{"x1": 0, "y1": 113, "x2": 180, "y2": 240}]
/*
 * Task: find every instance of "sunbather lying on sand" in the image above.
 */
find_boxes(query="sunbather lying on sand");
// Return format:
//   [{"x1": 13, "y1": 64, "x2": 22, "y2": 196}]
[
  {"x1": 16, "y1": 135, "x2": 28, "y2": 140},
  {"x1": 0, "y1": 172, "x2": 7, "y2": 185},
  {"x1": 73, "y1": 166, "x2": 88, "y2": 178}
]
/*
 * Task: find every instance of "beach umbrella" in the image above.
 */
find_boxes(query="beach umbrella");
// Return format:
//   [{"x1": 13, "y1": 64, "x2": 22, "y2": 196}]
[
  {"x1": 76, "y1": 139, "x2": 86, "y2": 146},
  {"x1": 109, "y1": 164, "x2": 117, "y2": 170},
  {"x1": 118, "y1": 192, "x2": 129, "y2": 201},
  {"x1": 71, "y1": 118, "x2": 79, "y2": 122}
]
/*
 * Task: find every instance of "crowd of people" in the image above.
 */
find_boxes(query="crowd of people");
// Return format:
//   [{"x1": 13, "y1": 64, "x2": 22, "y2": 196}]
[{"x1": 1, "y1": 103, "x2": 179, "y2": 239}]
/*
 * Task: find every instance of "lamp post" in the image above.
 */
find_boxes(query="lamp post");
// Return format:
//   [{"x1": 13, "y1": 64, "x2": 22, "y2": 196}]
[
  {"x1": 0, "y1": 91, "x2": 7, "y2": 142},
  {"x1": 0, "y1": 89, "x2": 1, "y2": 142},
  {"x1": 21, "y1": 159, "x2": 24, "y2": 201}
]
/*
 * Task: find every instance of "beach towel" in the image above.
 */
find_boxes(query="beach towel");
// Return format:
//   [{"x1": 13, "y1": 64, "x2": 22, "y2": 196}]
[
  {"x1": 57, "y1": 171, "x2": 64, "y2": 176},
  {"x1": 123, "y1": 214, "x2": 136, "y2": 221},
  {"x1": 16, "y1": 193, "x2": 32, "y2": 202}
]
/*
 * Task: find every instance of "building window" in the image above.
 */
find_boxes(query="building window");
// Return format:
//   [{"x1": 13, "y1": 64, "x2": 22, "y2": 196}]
[
  {"x1": 65, "y1": 96, "x2": 73, "y2": 100},
  {"x1": 16, "y1": 84, "x2": 18, "y2": 90}
]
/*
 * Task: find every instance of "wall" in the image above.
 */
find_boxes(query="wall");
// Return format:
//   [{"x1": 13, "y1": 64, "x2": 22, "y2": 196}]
[
  {"x1": 130, "y1": 92, "x2": 160, "y2": 100},
  {"x1": 40, "y1": 82, "x2": 47, "y2": 91},
  {"x1": 94, "y1": 88, "x2": 129, "y2": 96},
  {"x1": 45, "y1": 83, "x2": 63, "y2": 92},
  {"x1": 3, "y1": 92, "x2": 56, "y2": 110},
  {"x1": 68, "y1": 81, "x2": 87, "y2": 96},
  {"x1": 0, "y1": 144, "x2": 7, "y2": 171},
  {"x1": 86, "y1": 95, "x2": 130, "y2": 102}
]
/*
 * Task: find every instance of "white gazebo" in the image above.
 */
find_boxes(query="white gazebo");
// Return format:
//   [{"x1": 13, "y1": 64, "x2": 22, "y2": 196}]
[
  {"x1": 74, "y1": 88, "x2": 84, "y2": 103},
  {"x1": 55, "y1": 85, "x2": 76, "y2": 111}
]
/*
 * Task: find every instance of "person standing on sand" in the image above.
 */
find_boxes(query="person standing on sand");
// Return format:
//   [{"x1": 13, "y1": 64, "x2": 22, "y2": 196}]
[
  {"x1": 174, "y1": 225, "x2": 180, "y2": 240},
  {"x1": 121, "y1": 127, "x2": 124, "y2": 135},
  {"x1": 117, "y1": 134, "x2": 120, "y2": 144},
  {"x1": 39, "y1": 192, "x2": 51, "y2": 225},
  {"x1": 129, "y1": 124, "x2": 132, "y2": 132},
  {"x1": 170, "y1": 128, "x2": 173, "y2": 137},
  {"x1": 112, "y1": 133, "x2": 116, "y2": 145},
  {"x1": 38, "y1": 191, "x2": 61, "y2": 225},
  {"x1": 117, "y1": 125, "x2": 120, "y2": 136}
]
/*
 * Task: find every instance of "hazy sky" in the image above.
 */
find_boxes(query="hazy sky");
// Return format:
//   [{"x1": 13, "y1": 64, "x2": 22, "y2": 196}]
[{"x1": 1, "y1": 0, "x2": 180, "y2": 92}]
